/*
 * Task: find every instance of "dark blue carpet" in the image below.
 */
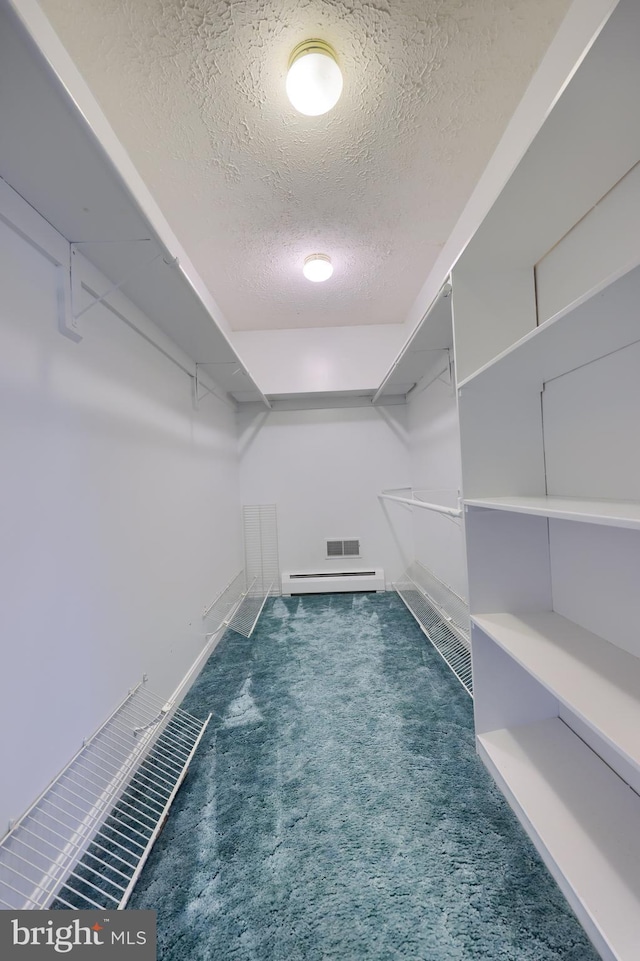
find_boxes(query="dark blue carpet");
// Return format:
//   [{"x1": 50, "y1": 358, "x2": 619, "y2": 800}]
[{"x1": 129, "y1": 592, "x2": 598, "y2": 960}]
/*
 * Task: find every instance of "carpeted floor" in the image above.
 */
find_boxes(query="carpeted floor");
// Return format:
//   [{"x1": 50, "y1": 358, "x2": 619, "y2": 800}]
[{"x1": 129, "y1": 592, "x2": 599, "y2": 960}]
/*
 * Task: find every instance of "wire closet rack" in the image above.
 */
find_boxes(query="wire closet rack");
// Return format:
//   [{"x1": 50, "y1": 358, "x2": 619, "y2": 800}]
[
  {"x1": 394, "y1": 561, "x2": 473, "y2": 696},
  {"x1": 202, "y1": 569, "x2": 274, "y2": 640},
  {"x1": 0, "y1": 682, "x2": 210, "y2": 910}
]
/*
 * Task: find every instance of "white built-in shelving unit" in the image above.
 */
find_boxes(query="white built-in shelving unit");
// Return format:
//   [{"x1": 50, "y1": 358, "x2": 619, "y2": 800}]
[{"x1": 453, "y1": 1, "x2": 640, "y2": 957}]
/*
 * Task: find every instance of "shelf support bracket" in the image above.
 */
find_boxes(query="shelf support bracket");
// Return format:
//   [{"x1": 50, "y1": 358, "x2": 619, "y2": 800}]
[
  {"x1": 193, "y1": 363, "x2": 239, "y2": 411},
  {"x1": 193, "y1": 363, "x2": 240, "y2": 410},
  {"x1": 66, "y1": 239, "x2": 179, "y2": 326},
  {"x1": 446, "y1": 346, "x2": 454, "y2": 384},
  {"x1": 57, "y1": 262, "x2": 82, "y2": 342}
]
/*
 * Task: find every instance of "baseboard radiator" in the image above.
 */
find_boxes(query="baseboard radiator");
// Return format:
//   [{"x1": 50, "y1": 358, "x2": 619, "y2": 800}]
[{"x1": 281, "y1": 569, "x2": 385, "y2": 595}]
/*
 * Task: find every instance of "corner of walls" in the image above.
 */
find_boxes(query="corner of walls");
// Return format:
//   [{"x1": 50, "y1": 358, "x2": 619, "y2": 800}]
[
  {"x1": 237, "y1": 402, "x2": 413, "y2": 586},
  {"x1": 230, "y1": 325, "x2": 408, "y2": 395}
]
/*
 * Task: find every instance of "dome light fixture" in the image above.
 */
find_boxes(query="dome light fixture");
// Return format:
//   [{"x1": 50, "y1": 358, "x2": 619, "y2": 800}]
[
  {"x1": 286, "y1": 40, "x2": 343, "y2": 116},
  {"x1": 303, "y1": 254, "x2": 333, "y2": 282}
]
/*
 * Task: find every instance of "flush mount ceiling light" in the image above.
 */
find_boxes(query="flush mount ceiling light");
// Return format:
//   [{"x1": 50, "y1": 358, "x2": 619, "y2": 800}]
[
  {"x1": 286, "y1": 40, "x2": 343, "y2": 116},
  {"x1": 303, "y1": 254, "x2": 333, "y2": 282}
]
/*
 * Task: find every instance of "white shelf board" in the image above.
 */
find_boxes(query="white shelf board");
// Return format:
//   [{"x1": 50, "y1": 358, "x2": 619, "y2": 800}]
[
  {"x1": 473, "y1": 611, "x2": 640, "y2": 774},
  {"x1": 453, "y1": 0, "x2": 640, "y2": 385},
  {"x1": 457, "y1": 0, "x2": 640, "y2": 277},
  {"x1": 0, "y1": 2, "x2": 268, "y2": 407},
  {"x1": 374, "y1": 283, "x2": 452, "y2": 401},
  {"x1": 478, "y1": 718, "x2": 640, "y2": 961},
  {"x1": 465, "y1": 495, "x2": 640, "y2": 531},
  {"x1": 457, "y1": 259, "x2": 640, "y2": 391}
]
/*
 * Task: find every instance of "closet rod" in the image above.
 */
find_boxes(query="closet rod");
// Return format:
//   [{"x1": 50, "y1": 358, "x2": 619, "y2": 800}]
[{"x1": 378, "y1": 492, "x2": 462, "y2": 518}]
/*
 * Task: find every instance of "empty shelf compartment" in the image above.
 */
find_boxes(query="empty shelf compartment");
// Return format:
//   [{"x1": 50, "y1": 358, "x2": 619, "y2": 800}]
[
  {"x1": 478, "y1": 717, "x2": 640, "y2": 961},
  {"x1": 473, "y1": 611, "x2": 640, "y2": 773}
]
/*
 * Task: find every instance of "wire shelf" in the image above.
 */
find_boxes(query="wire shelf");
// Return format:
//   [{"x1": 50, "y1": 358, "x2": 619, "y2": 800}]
[
  {"x1": 394, "y1": 562, "x2": 472, "y2": 696},
  {"x1": 0, "y1": 684, "x2": 210, "y2": 910},
  {"x1": 202, "y1": 570, "x2": 246, "y2": 637},
  {"x1": 202, "y1": 563, "x2": 276, "y2": 644},
  {"x1": 243, "y1": 504, "x2": 281, "y2": 595},
  {"x1": 408, "y1": 561, "x2": 470, "y2": 640},
  {"x1": 228, "y1": 580, "x2": 274, "y2": 638}
]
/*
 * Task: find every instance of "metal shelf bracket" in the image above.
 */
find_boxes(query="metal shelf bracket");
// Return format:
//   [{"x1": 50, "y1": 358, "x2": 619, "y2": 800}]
[
  {"x1": 58, "y1": 240, "x2": 179, "y2": 340},
  {"x1": 193, "y1": 363, "x2": 239, "y2": 411}
]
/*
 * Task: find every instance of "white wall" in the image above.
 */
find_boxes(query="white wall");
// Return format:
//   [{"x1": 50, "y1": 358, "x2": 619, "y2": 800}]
[
  {"x1": 543, "y1": 339, "x2": 640, "y2": 502},
  {"x1": 0, "y1": 214, "x2": 242, "y2": 833},
  {"x1": 543, "y1": 338, "x2": 640, "y2": 659},
  {"x1": 550, "y1": 520, "x2": 640, "y2": 660},
  {"x1": 407, "y1": 367, "x2": 468, "y2": 601},
  {"x1": 231, "y1": 325, "x2": 407, "y2": 395},
  {"x1": 237, "y1": 405, "x2": 413, "y2": 584}
]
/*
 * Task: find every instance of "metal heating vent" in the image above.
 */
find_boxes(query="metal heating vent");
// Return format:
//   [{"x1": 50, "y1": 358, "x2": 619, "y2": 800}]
[
  {"x1": 281, "y1": 570, "x2": 385, "y2": 595},
  {"x1": 326, "y1": 539, "x2": 360, "y2": 558}
]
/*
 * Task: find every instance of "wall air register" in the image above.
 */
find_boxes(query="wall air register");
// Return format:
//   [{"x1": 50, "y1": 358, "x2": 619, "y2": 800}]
[
  {"x1": 326, "y1": 539, "x2": 360, "y2": 558},
  {"x1": 282, "y1": 569, "x2": 385, "y2": 595}
]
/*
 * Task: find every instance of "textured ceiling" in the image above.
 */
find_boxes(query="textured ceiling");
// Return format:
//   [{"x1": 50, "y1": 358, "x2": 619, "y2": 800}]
[{"x1": 39, "y1": 0, "x2": 570, "y2": 331}]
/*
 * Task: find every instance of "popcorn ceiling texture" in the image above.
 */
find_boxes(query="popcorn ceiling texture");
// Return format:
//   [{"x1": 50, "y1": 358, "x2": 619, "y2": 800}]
[{"x1": 40, "y1": 0, "x2": 571, "y2": 330}]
